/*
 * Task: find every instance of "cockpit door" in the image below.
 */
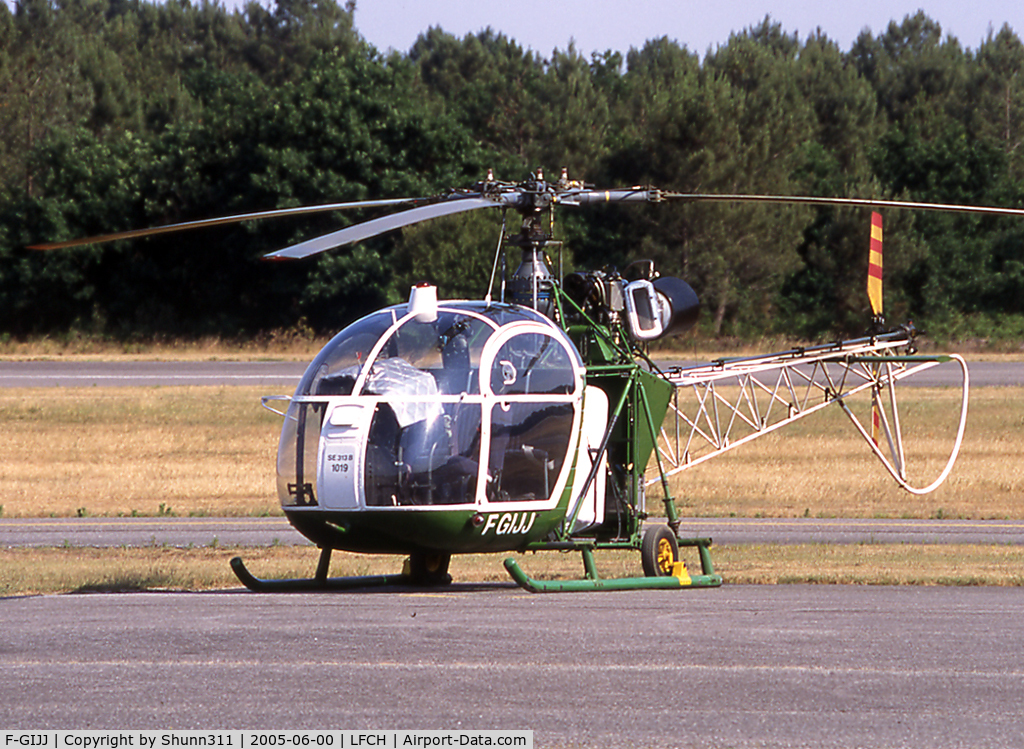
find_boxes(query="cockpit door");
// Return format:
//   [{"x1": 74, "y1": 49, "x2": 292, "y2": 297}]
[
  {"x1": 567, "y1": 385, "x2": 608, "y2": 532},
  {"x1": 478, "y1": 322, "x2": 584, "y2": 506}
]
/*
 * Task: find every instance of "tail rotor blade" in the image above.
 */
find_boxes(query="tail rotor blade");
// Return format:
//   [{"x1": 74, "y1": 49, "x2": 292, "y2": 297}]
[
  {"x1": 868, "y1": 212, "x2": 883, "y2": 319},
  {"x1": 868, "y1": 212, "x2": 884, "y2": 446}
]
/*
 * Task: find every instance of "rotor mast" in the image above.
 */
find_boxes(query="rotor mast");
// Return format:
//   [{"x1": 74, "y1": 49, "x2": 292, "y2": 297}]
[{"x1": 507, "y1": 168, "x2": 559, "y2": 317}]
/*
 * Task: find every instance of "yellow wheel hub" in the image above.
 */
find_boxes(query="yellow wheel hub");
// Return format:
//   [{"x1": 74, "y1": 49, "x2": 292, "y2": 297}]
[{"x1": 656, "y1": 537, "x2": 675, "y2": 574}]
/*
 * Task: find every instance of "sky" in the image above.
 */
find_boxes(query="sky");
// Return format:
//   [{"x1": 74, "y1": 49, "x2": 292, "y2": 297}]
[
  {"x1": 318, "y1": 0, "x2": 1022, "y2": 57},
  {"x1": 6, "y1": 0, "x2": 1019, "y2": 56}
]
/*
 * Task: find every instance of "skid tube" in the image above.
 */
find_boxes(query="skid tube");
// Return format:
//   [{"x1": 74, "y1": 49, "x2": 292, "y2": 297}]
[
  {"x1": 504, "y1": 537, "x2": 723, "y2": 593},
  {"x1": 231, "y1": 548, "x2": 408, "y2": 592}
]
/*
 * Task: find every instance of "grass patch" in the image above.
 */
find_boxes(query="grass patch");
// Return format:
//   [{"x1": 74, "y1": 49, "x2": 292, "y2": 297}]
[
  {"x1": 0, "y1": 546, "x2": 643, "y2": 595},
  {"x1": 1, "y1": 384, "x2": 1023, "y2": 520},
  {"x1": 717, "y1": 544, "x2": 1024, "y2": 585},
  {"x1": 0, "y1": 386, "x2": 282, "y2": 518},
  {"x1": 3, "y1": 544, "x2": 1024, "y2": 596},
  {"x1": 666, "y1": 386, "x2": 1024, "y2": 520},
  {"x1": 2, "y1": 378, "x2": 1023, "y2": 594}
]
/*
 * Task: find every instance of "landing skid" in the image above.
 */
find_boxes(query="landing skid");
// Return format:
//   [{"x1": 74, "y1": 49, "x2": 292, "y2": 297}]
[
  {"x1": 232, "y1": 541, "x2": 723, "y2": 593},
  {"x1": 504, "y1": 537, "x2": 723, "y2": 593},
  {"x1": 230, "y1": 548, "x2": 408, "y2": 592}
]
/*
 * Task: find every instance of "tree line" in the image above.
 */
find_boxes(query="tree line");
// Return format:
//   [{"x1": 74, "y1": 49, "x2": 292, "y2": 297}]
[{"x1": 2, "y1": 0, "x2": 1023, "y2": 343}]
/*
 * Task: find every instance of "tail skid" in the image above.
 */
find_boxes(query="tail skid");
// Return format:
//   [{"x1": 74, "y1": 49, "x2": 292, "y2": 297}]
[{"x1": 835, "y1": 354, "x2": 968, "y2": 494}]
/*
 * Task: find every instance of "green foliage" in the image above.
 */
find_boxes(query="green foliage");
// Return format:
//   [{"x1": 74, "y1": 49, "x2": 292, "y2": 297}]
[
  {"x1": 390, "y1": 211, "x2": 521, "y2": 302},
  {"x1": 2, "y1": 2, "x2": 1024, "y2": 342}
]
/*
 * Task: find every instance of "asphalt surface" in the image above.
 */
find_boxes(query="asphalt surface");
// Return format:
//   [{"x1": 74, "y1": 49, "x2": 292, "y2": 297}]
[
  {"x1": 5, "y1": 516, "x2": 1024, "y2": 548},
  {"x1": 0, "y1": 360, "x2": 305, "y2": 388},
  {"x1": 0, "y1": 357, "x2": 1014, "y2": 388},
  {"x1": 3, "y1": 585, "x2": 1024, "y2": 747},
  {"x1": 2, "y1": 358, "x2": 1021, "y2": 746},
  {"x1": 0, "y1": 516, "x2": 307, "y2": 548}
]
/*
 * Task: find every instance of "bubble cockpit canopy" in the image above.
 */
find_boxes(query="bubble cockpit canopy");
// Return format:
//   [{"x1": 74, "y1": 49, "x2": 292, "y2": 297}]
[{"x1": 278, "y1": 300, "x2": 585, "y2": 511}]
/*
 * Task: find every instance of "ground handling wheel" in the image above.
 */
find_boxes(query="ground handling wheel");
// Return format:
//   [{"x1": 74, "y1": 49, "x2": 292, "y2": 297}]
[
  {"x1": 641, "y1": 525, "x2": 681, "y2": 577},
  {"x1": 406, "y1": 552, "x2": 453, "y2": 586}
]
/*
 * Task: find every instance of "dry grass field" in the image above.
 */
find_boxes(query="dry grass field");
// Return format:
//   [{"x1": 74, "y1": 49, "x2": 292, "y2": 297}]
[
  {"x1": 1, "y1": 384, "x2": 1018, "y2": 520},
  {"x1": 0, "y1": 386, "x2": 281, "y2": 518},
  {"x1": 4, "y1": 544, "x2": 1024, "y2": 595},
  {"x1": 665, "y1": 385, "x2": 1022, "y2": 520},
  {"x1": 1, "y1": 378, "x2": 1021, "y2": 593}
]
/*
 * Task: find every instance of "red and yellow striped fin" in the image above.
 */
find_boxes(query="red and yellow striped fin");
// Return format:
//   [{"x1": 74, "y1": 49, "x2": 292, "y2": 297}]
[
  {"x1": 868, "y1": 212, "x2": 883, "y2": 445},
  {"x1": 867, "y1": 212, "x2": 883, "y2": 317}
]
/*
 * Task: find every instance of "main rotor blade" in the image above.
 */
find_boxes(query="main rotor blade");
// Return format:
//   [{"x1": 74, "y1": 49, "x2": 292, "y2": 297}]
[
  {"x1": 553, "y1": 186, "x2": 1024, "y2": 217},
  {"x1": 27, "y1": 197, "x2": 424, "y2": 251},
  {"x1": 668, "y1": 192, "x2": 1024, "y2": 217},
  {"x1": 264, "y1": 196, "x2": 498, "y2": 260}
]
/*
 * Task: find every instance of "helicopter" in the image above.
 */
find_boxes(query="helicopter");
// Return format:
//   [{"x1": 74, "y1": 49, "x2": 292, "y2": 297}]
[{"x1": 33, "y1": 168, "x2": 1004, "y2": 592}]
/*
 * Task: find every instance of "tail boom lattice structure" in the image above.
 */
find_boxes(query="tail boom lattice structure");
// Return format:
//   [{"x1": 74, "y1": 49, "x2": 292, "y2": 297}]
[{"x1": 651, "y1": 331, "x2": 969, "y2": 496}]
